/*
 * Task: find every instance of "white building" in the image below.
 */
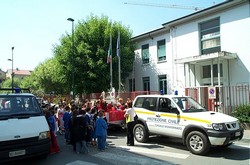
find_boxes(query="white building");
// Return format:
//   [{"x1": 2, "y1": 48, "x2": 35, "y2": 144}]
[{"x1": 127, "y1": 0, "x2": 250, "y2": 114}]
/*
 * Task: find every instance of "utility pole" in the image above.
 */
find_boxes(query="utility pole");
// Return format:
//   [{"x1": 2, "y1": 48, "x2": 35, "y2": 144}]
[
  {"x1": 67, "y1": 18, "x2": 75, "y2": 100},
  {"x1": 11, "y1": 47, "x2": 14, "y2": 91},
  {"x1": 8, "y1": 47, "x2": 14, "y2": 92}
]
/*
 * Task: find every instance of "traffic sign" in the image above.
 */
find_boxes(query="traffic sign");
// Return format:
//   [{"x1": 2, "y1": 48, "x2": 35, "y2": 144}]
[{"x1": 208, "y1": 87, "x2": 216, "y2": 99}]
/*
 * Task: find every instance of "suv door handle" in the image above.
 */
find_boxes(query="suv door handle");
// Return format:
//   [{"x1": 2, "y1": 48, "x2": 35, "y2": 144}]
[{"x1": 156, "y1": 114, "x2": 161, "y2": 117}]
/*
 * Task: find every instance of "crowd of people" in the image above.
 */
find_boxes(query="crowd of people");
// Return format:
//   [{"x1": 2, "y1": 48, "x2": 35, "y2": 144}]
[{"x1": 42, "y1": 96, "x2": 135, "y2": 155}]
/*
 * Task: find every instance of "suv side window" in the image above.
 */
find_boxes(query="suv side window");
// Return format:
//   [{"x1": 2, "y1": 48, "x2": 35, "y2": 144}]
[
  {"x1": 134, "y1": 97, "x2": 157, "y2": 111},
  {"x1": 159, "y1": 97, "x2": 178, "y2": 114},
  {"x1": 134, "y1": 97, "x2": 144, "y2": 108},
  {"x1": 159, "y1": 98, "x2": 170, "y2": 112}
]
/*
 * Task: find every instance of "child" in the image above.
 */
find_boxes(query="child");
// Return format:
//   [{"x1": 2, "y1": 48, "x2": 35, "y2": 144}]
[{"x1": 95, "y1": 111, "x2": 108, "y2": 151}]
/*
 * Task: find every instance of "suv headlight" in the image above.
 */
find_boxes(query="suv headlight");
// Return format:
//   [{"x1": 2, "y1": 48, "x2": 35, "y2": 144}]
[{"x1": 212, "y1": 123, "x2": 227, "y2": 131}]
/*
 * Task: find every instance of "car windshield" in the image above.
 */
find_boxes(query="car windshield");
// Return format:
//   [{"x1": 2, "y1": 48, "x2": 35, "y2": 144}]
[
  {"x1": 172, "y1": 97, "x2": 207, "y2": 113},
  {"x1": 0, "y1": 95, "x2": 42, "y2": 118}
]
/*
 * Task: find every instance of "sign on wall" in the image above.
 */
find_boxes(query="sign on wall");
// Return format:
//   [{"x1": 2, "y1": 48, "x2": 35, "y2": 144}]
[{"x1": 208, "y1": 86, "x2": 216, "y2": 99}]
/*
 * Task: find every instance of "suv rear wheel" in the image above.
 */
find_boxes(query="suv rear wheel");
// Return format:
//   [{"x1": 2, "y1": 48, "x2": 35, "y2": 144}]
[
  {"x1": 133, "y1": 123, "x2": 149, "y2": 143},
  {"x1": 186, "y1": 131, "x2": 211, "y2": 155}
]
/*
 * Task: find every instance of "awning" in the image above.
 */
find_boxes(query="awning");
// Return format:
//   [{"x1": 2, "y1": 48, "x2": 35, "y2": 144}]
[{"x1": 175, "y1": 51, "x2": 237, "y2": 64}]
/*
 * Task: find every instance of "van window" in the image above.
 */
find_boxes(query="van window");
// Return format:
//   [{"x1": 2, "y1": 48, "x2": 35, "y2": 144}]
[{"x1": 0, "y1": 96, "x2": 41, "y2": 115}]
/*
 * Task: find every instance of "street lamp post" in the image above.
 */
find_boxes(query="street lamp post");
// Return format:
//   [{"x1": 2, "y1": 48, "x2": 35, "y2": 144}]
[
  {"x1": 8, "y1": 47, "x2": 14, "y2": 92},
  {"x1": 67, "y1": 18, "x2": 75, "y2": 99}
]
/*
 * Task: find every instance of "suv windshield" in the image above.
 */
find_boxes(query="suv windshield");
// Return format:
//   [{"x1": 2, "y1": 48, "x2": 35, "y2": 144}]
[
  {"x1": 0, "y1": 95, "x2": 42, "y2": 117},
  {"x1": 172, "y1": 97, "x2": 207, "y2": 113}
]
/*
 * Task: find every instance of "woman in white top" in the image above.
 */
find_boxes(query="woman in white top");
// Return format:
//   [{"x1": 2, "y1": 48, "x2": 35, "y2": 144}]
[{"x1": 124, "y1": 101, "x2": 135, "y2": 146}]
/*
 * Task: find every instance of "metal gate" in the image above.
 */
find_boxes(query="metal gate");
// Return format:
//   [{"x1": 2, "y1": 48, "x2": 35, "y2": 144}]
[{"x1": 185, "y1": 85, "x2": 250, "y2": 115}]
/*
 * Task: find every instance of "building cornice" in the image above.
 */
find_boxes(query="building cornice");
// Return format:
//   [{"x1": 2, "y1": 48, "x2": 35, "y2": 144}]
[
  {"x1": 131, "y1": 0, "x2": 248, "y2": 42},
  {"x1": 162, "y1": 0, "x2": 248, "y2": 28}
]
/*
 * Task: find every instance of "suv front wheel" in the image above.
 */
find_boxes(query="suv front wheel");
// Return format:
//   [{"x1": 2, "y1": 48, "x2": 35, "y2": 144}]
[
  {"x1": 186, "y1": 131, "x2": 211, "y2": 155},
  {"x1": 133, "y1": 123, "x2": 149, "y2": 143}
]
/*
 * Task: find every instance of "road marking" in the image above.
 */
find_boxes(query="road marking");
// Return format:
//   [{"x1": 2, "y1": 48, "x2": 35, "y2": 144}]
[
  {"x1": 66, "y1": 160, "x2": 98, "y2": 165},
  {"x1": 119, "y1": 146, "x2": 189, "y2": 159},
  {"x1": 93, "y1": 152, "x2": 171, "y2": 165}
]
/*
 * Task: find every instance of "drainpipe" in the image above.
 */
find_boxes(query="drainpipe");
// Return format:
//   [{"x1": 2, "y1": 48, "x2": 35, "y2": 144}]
[
  {"x1": 170, "y1": 26, "x2": 176, "y2": 94},
  {"x1": 218, "y1": 57, "x2": 222, "y2": 113}
]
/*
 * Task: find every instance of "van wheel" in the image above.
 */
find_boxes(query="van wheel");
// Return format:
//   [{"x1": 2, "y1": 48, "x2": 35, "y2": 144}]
[
  {"x1": 133, "y1": 123, "x2": 149, "y2": 143},
  {"x1": 186, "y1": 131, "x2": 210, "y2": 155}
]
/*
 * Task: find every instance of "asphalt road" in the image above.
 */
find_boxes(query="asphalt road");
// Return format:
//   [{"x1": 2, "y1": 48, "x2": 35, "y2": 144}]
[{"x1": 4, "y1": 128, "x2": 250, "y2": 165}]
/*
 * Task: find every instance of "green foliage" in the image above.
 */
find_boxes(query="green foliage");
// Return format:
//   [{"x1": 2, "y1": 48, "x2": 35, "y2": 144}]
[
  {"x1": 4, "y1": 14, "x2": 135, "y2": 96},
  {"x1": 1, "y1": 78, "x2": 22, "y2": 88},
  {"x1": 31, "y1": 58, "x2": 68, "y2": 95},
  {"x1": 232, "y1": 104, "x2": 250, "y2": 123},
  {"x1": 53, "y1": 14, "x2": 135, "y2": 95}
]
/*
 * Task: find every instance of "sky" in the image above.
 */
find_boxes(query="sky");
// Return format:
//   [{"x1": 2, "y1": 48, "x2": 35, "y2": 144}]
[{"x1": 0, "y1": 0, "x2": 225, "y2": 72}]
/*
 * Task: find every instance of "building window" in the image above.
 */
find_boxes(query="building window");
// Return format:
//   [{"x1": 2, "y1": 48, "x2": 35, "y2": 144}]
[
  {"x1": 159, "y1": 75, "x2": 167, "y2": 94},
  {"x1": 143, "y1": 77, "x2": 150, "y2": 91},
  {"x1": 141, "y1": 44, "x2": 149, "y2": 64},
  {"x1": 157, "y1": 40, "x2": 166, "y2": 61},
  {"x1": 129, "y1": 78, "x2": 135, "y2": 92},
  {"x1": 202, "y1": 64, "x2": 223, "y2": 78},
  {"x1": 200, "y1": 18, "x2": 220, "y2": 54}
]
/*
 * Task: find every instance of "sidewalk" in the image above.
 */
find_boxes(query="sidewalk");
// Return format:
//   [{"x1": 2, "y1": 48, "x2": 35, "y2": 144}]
[{"x1": 243, "y1": 129, "x2": 250, "y2": 140}]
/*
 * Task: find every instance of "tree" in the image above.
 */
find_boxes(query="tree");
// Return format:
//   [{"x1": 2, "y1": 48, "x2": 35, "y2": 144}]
[
  {"x1": 32, "y1": 58, "x2": 66, "y2": 94},
  {"x1": 1, "y1": 78, "x2": 22, "y2": 89},
  {"x1": 53, "y1": 14, "x2": 135, "y2": 95}
]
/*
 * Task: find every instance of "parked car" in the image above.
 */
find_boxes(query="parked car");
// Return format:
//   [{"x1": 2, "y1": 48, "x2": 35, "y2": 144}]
[{"x1": 132, "y1": 95, "x2": 244, "y2": 155}]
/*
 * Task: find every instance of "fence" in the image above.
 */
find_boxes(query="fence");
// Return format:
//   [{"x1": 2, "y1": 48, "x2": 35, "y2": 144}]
[
  {"x1": 85, "y1": 91, "x2": 160, "y2": 102},
  {"x1": 185, "y1": 84, "x2": 250, "y2": 115},
  {"x1": 41, "y1": 85, "x2": 250, "y2": 116}
]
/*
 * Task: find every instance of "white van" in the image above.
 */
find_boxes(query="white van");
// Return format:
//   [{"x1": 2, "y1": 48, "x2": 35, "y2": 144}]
[
  {"x1": 0, "y1": 89, "x2": 51, "y2": 163},
  {"x1": 133, "y1": 95, "x2": 244, "y2": 155}
]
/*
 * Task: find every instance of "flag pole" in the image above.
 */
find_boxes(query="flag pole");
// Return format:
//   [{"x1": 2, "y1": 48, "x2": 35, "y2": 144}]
[
  {"x1": 118, "y1": 53, "x2": 121, "y2": 98},
  {"x1": 107, "y1": 33, "x2": 113, "y2": 92},
  {"x1": 117, "y1": 31, "x2": 121, "y2": 99},
  {"x1": 110, "y1": 34, "x2": 113, "y2": 91}
]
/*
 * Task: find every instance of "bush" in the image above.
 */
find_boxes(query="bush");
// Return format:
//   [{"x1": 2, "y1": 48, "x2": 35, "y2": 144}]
[{"x1": 232, "y1": 104, "x2": 250, "y2": 123}]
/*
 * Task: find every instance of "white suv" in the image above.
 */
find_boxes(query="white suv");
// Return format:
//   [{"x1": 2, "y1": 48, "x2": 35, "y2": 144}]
[{"x1": 133, "y1": 95, "x2": 244, "y2": 155}]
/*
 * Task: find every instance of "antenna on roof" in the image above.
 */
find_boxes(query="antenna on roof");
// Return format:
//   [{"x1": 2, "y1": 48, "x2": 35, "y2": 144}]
[{"x1": 124, "y1": 1, "x2": 204, "y2": 11}]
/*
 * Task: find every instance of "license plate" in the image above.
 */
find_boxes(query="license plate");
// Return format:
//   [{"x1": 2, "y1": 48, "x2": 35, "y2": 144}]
[
  {"x1": 9, "y1": 150, "x2": 26, "y2": 157},
  {"x1": 235, "y1": 131, "x2": 241, "y2": 137}
]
